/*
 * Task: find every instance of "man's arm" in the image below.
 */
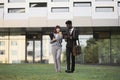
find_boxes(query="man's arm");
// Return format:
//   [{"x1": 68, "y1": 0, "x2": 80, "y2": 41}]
[
  {"x1": 72, "y1": 29, "x2": 79, "y2": 40},
  {"x1": 64, "y1": 31, "x2": 71, "y2": 42}
]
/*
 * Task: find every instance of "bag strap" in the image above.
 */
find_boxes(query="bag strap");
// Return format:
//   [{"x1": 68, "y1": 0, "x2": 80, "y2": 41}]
[{"x1": 77, "y1": 38, "x2": 80, "y2": 46}]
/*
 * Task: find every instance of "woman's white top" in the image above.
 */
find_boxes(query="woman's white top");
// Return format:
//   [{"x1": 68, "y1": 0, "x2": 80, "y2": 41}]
[{"x1": 51, "y1": 33, "x2": 62, "y2": 47}]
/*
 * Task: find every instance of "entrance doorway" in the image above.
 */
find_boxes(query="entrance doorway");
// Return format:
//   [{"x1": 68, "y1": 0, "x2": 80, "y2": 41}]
[{"x1": 25, "y1": 33, "x2": 42, "y2": 63}]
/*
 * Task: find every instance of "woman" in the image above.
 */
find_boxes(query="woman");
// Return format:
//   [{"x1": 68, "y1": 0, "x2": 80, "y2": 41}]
[{"x1": 50, "y1": 25, "x2": 63, "y2": 72}]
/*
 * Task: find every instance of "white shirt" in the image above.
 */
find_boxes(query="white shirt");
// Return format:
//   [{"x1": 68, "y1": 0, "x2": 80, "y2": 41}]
[
  {"x1": 69, "y1": 28, "x2": 74, "y2": 35},
  {"x1": 51, "y1": 33, "x2": 62, "y2": 47}
]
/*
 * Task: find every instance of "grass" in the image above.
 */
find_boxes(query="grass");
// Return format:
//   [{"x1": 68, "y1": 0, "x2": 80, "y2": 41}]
[{"x1": 0, "y1": 64, "x2": 120, "y2": 80}]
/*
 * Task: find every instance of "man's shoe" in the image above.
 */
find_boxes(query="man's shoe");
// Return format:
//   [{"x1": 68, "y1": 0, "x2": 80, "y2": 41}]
[
  {"x1": 71, "y1": 71, "x2": 74, "y2": 73},
  {"x1": 71, "y1": 70, "x2": 74, "y2": 73},
  {"x1": 65, "y1": 70, "x2": 72, "y2": 73}
]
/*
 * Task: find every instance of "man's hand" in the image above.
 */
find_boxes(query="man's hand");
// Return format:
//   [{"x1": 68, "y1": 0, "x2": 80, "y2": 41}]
[
  {"x1": 64, "y1": 35, "x2": 68, "y2": 39},
  {"x1": 64, "y1": 35, "x2": 72, "y2": 40},
  {"x1": 70, "y1": 36, "x2": 72, "y2": 39}
]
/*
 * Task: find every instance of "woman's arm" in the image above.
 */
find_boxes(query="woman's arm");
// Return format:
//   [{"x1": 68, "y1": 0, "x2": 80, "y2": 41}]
[
  {"x1": 50, "y1": 32, "x2": 63, "y2": 44},
  {"x1": 58, "y1": 32, "x2": 63, "y2": 39}
]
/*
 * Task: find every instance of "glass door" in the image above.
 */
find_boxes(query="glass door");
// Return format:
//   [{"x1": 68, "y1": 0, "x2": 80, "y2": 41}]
[
  {"x1": 35, "y1": 41, "x2": 41, "y2": 63},
  {"x1": 26, "y1": 33, "x2": 42, "y2": 63},
  {"x1": 26, "y1": 40, "x2": 41, "y2": 63},
  {"x1": 27, "y1": 40, "x2": 33, "y2": 63}
]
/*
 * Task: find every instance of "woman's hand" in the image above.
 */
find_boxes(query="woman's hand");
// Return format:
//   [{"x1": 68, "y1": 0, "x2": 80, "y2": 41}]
[
  {"x1": 52, "y1": 38, "x2": 56, "y2": 41},
  {"x1": 50, "y1": 38, "x2": 57, "y2": 44}
]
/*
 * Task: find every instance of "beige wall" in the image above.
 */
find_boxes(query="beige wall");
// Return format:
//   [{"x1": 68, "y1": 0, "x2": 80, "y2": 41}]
[
  {"x1": 119, "y1": 17, "x2": 120, "y2": 26},
  {"x1": 29, "y1": 17, "x2": 47, "y2": 27},
  {"x1": 0, "y1": 18, "x2": 119, "y2": 27},
  {"x1": 73, "y1": 17, "x2": 92, "y2": 27},
  {"x1": 92, "y1": 19, "x2": 118, "y2": 27},
  {"x1": 4, "y1": 20, "x2": 28, "y2": 27},
  {"x1": 47, "y1": 19, "x2": 67, "y2": 27},
  {"x1": 0, "y1": 0, "x2": 4, "y2": 3}
]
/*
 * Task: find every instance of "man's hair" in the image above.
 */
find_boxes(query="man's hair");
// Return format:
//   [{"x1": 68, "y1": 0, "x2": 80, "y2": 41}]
[{"x1": 65, "y1": 20, "x2": 72, "y2": 25}]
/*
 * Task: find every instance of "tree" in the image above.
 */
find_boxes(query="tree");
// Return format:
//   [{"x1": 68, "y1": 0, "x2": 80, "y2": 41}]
[{"x1": 85, "y1": 38, "x2": 98, "y2": 63}]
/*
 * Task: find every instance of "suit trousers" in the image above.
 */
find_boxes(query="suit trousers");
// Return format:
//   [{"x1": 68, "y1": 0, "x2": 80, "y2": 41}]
[
  {"x1": 52, "y1": 45, "x2": 62, "y2": 72},
  {"x1": 66, "y1": 47, "x2": 75, "y2": 72}
]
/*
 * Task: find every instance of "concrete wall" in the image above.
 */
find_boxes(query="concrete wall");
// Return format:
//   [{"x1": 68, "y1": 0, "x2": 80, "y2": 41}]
[{"x1": 0, "y1": 0, "x2": 119, "y2": 27}]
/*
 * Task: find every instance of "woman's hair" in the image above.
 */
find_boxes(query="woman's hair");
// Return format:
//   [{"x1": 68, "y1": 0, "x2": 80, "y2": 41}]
[{"x1": 53, "y1": 25, "x2": 61, "y2": 33}]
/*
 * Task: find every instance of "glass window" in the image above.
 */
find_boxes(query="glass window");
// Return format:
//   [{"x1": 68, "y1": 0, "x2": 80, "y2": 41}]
[
  {"x1": 0, "y1": 41, "x2": 5, "y2": 46},
  {"x1": 0, "y1": 33, "x2": 9, "y2": 39},
  {"x1": 8, "y1": 0, "x2": 25, "y2": 3},
  {"x1": 8, "y1": 8, "x2": 25, "y2": 13},
  {"x1": 118, "y1": 2, "x2": 120, "y2": 7},
  {"x1": 35, "y1": 41, "x2": 41, "y2": 58},
  {"x1": 96, "y1": 7, "x2": 114, "y2": 12},
  {"x1": 0, "y1": 3, "x2": 4, "y2": 18},
  {"x1": 0, "y1": 3, "x2": 4, "y2": 8},
  {"x1": 51, "y1": 0, "x2": 69, "y2": 2},
  {"x1": 11, "y1": 41, "x2": 17, "y2": 46},
  {"x1": 43, "y1": 35, "x2": 50, "y2": 57},
  {"x1": 111, "y1": 38, "x2": 120, "y2": 64},
  {"x1": 97, "y1": 39, "x2": 111, "y2": 64},
  {"x1": 27, "y1": 41, "x2": 33, "y2": 57},
  {"x1": 29, "y1": 2, "x2": 47, "y2": 8},
  {"x1": 73, "y1": 2, "x2": 91, "y2": 7},
  {"x1": 28, "y1": 51, "x2": 33, "y2": 56},
  {"x1": 11, "y1": 50, "x2": 18, "y2": 56},
  {"x1": 51, "y1": 7, "x2": 69, "y2": 13},
  {"x1": 0, "y1": 50, "x2": 5, "y2": 55},
  {"x1": 111, "y1": 32, "x2": 120, "y2": 39}
]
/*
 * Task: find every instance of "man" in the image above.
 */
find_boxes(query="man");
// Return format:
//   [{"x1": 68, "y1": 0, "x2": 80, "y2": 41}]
[{"x1": 64, "y1": 20, "x2": 79, "y2": 73}]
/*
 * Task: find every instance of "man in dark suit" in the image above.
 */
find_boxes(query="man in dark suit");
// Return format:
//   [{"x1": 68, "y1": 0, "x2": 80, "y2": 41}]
[{"x1": 64, "y1": 20, "x2": 79, "y2": 73}]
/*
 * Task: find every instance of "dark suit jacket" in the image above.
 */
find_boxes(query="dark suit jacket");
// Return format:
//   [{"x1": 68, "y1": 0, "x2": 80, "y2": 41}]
[{"x1": 64, "y1": 28, "x2": 79, "y2": 48}]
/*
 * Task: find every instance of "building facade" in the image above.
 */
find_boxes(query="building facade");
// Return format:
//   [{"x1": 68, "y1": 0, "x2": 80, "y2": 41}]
[{"x1": 0, "y1": 0, "x2": 120, "y2": 64}]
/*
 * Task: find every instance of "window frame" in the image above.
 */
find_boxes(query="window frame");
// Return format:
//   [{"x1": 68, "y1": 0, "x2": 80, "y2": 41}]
[
  {"x1": 118, "y1": 2, "x2": 120, "y2": 7},
  {"x1": 51, "y1": 7, "x2": 69, "y2": 13},
  {"x1": 0, "y1": 3, "x2": 4, "y2": 8},
  {"x1": 73, "y1": 2, "x2": 92, "y2": 7},
  {"x1": 8, "y1": 8, "x2": 25, "y2": 13},
  {"x1": 51, "y1": 0, "x2": 69, "y2": 2},
  {"x1": 0, "y1": 41, "x2": 5, "y2": 46},
  {"x1": 29, "y1": 2, "x2": 47, "y2": 8},
  {"x1": 8, "y1": 0, "x2": 26, "y2": 3},
  {"x1": 96, "y1": 7, "x2": 114, "y2": 12}
]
